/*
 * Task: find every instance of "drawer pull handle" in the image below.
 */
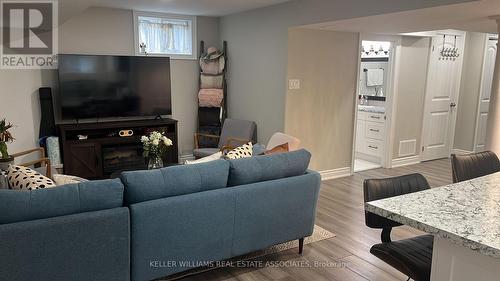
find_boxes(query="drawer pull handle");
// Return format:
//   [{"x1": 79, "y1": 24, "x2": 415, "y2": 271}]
[
  {"x1": 369, "y1": 129, "x2": 380, "y2": 132},
  {"x1": 368, "y1": 145, "x2": 379, "y2": 149},
  {"x1": 370, "y1": 116, "x2": 381, "y2": 119}
]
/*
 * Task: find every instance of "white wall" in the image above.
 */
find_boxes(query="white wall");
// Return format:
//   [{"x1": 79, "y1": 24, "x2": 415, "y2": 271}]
[
  {"x1": 454, "y1": 32, "x2": 487, "y2": 152},
  {"x1": 0, "y1": 70, "x2": 56, "y2": 162},
  {"x1": 392, "y1": 36, "x2": 431, "y2": 159},
  {"x1": 1, "y1": 7, "x2": 219, "y2": 160}
]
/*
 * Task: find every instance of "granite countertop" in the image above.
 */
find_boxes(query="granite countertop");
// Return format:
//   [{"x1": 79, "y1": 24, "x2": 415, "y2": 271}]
[{"x1": 366, "y1": 172, "x2": 500, "y2": 258}]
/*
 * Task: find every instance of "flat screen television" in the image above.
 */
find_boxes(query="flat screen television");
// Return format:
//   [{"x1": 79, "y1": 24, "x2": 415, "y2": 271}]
[{"x1": 57, "y1": 54, "x2": 171, "y2": 120}]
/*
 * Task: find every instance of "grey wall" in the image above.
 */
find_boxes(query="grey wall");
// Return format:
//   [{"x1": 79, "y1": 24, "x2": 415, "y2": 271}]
[
  {"x1": 454, "y1": 32, "x2": 487, "y2": 152},
  {"x1": 1, "y1": 7, "x2": 219, "y2": 160},
  {"x1": 392, "y1": 36, "x2": 431, "y2": 159},
  {"x1": 0, "y1": 70, "x2": 56, "y2": 162},
  {"x1": 219, "y1": 0, "x2": 475, "y2": 145}
]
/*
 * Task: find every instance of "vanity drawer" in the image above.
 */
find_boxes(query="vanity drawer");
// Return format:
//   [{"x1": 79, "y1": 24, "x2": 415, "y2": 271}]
[
  {"x1": 357, "y1": 111, "x2": 367, "y2": 121},
  {"x1": 366, "y1": 113, "x2": 385, "y2": 123},
  {"x1": 364, "y1": 139, "x2": 384, "y2": 157},
  {"x1": 356, "y1": 120, "x2": 366, "y2": 152},
  {"x1": 365, "y1": 122, "x2": 385, "y2": 140}
]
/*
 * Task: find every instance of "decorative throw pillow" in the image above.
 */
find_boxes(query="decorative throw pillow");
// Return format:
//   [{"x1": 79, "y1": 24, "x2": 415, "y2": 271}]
[
  {"x1": 7, "y1": 165, "x2": 56, "y2": 190},
  {"x1": 225, "y1": 142, "x2": 253, "y2": 160},
  {"x1": 53, "y1": 174, "x2": 88, "y2": 186},
  {"x1": 265, "y1": 143, "x2": 289, "y2": 155},
  {"x1": 252, "y1": 143, "x2": 267, "y2": 156},
  {"x1": 185, "y1": 152, "x2": 223, "y2": 165}
]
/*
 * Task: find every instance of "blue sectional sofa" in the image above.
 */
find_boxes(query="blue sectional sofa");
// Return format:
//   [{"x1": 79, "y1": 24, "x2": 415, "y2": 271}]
[
  {"x1": 0, "y1": 179, "x2": 130, "y2": 281},
  {"x1": 0, "y1": 149, "x2": 321, "y2": 281}
]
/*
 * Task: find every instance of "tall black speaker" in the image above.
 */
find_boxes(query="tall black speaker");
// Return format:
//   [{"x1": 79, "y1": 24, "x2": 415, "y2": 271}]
[{"x1": 39, "y1": 87, "x2": 56, "y2": 138}]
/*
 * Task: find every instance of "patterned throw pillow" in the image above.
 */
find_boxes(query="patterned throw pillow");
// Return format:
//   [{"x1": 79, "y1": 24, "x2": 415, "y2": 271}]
[
  {"x1": 7, "y1": 165, "x2": 56, "y2": 190},
  {"x1": 225, "y1": 142, "x2": 253, "y2": 160}
]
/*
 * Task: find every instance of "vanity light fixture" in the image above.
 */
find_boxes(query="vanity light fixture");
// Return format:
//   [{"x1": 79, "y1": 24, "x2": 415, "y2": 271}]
[{"x1": 361, "y1": 41, "x2": 391, "y2": 58}]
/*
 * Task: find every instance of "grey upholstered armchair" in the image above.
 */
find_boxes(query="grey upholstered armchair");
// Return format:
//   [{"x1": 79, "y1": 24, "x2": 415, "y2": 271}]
[{"x1": 193, "y1": 119, "x2": 257, "y2": 159}]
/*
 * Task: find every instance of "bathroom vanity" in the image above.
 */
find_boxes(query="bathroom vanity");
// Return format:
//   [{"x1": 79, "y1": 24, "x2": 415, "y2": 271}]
[{"x1": 355, "y1": 106, "x2": 386, "y2": 163}]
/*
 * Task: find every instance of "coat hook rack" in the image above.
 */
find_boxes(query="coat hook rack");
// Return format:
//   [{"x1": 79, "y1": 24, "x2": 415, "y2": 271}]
[{"x1": 440, "y1": 34, "x2": 460, "y2": 60}]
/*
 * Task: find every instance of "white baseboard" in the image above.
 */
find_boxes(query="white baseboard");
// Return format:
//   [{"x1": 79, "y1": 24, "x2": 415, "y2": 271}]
[
  {"x1": 451, "y1": 149, "x2": 473, "y2": 155},
  {"x1": 179, "y1": 154, "x2": 195, "y2": 163},
  {"x1": 319, "y1": 167, "x2": 352, "y2": 181},
  {"x1": 391, "y1": 155, "x2": 420, "y2": 168}
]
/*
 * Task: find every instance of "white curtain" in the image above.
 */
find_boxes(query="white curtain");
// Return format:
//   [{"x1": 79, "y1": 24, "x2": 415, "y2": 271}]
[{"x1": 138, "y1": 16, "x2": 192, "y2": 55}]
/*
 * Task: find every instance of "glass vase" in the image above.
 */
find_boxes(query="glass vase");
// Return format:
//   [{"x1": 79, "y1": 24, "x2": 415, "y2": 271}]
[{"x1": 148, "y1": 155, "x2": 164, "y2": 170}]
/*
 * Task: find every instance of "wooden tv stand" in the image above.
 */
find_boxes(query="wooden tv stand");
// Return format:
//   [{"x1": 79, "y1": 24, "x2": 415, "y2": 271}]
[{"x1": 58, "y1": 118, "x2": 178, "y2": 179}]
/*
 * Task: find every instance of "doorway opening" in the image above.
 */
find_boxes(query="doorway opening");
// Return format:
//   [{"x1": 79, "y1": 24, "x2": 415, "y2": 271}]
[{"x1": 353, "y1": 38, "x2": 398, "y2": 172}]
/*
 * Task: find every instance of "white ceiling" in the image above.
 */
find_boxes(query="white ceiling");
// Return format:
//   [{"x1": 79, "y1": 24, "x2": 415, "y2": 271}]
[
  {"x1": 304, "y1": 0, "x2": 500, "y2": 35},
  {"x1": 59, "y1": 0, "x2": 291, "y2": 22}
]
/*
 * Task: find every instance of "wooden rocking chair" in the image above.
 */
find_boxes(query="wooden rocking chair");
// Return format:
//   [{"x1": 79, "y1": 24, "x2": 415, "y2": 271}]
[{"x1": 12, "y1": 147, "x2": 53, "y2": 179}]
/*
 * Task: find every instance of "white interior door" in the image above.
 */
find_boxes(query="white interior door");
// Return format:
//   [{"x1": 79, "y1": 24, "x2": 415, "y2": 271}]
[
  {"x1": 421, "y1": 35, "x2": 465, "y2": 161},
  {"x1": 474, "y1": 37, "x2": 498, "y2": 152}
]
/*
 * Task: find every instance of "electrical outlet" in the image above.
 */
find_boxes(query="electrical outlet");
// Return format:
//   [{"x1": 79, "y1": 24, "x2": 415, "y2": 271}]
[{"x1": 288, "y1": 79, "x2": 301, "y2": 90}]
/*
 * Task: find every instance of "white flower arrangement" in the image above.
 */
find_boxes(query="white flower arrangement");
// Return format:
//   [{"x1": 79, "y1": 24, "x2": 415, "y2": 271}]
[{"x1": 141, "y1": 131, "x2": 172, "y2": 159}]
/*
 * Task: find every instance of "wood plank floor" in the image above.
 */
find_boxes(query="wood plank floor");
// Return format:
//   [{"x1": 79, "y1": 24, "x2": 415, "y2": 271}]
[{"x1": 178, "y1": 159, "x2": 452, "y2": 281}]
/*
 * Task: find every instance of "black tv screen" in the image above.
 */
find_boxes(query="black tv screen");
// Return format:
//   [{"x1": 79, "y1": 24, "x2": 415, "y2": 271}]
[{"x1": 58, "y1": 54, "x2": 171, "y2": 120}]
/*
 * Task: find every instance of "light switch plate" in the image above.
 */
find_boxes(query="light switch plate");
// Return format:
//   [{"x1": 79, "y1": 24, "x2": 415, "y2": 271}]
[{"x1": 288, "y1": 79, "x2": 301, "y2": 90}]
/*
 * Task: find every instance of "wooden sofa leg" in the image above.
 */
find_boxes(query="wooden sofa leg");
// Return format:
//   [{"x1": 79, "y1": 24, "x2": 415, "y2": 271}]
[{"x1": 299, "y1": 238, "x2": 304, "y2": 255}]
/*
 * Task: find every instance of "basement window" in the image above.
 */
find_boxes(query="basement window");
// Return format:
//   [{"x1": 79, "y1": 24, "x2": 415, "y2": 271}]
[{"x1": 134, "y1": 12, "x2": 196, "y2": 59}]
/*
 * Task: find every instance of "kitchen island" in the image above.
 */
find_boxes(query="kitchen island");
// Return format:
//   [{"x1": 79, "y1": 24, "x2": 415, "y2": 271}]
[{"x1": 366, "y1": 172, "x2": 500, "y2": 281}]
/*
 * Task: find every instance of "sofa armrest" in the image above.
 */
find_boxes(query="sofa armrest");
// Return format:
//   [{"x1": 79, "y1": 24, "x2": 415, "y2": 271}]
[{"x1": 0, "y1": 208, "x2": 130, "y2": 281}]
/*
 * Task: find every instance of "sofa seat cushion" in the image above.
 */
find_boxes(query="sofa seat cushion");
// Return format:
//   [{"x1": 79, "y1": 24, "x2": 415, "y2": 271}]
[
  {"x1": 0, "y1": 179, "x2": 124, "y2": 224},
  {"x1": 227, "y1": 149, "x2": 311, "y2": 186},
  {"x1": 121, "y1": 159, "x2": 230, "y2": 205}
]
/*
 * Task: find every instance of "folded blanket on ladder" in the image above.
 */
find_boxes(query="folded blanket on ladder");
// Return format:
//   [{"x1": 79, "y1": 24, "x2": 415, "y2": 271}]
[
  {"x1": 198, "y1": 89, "x2": 224, "y2": 107},
  {"x1": 200, "y1": 74, "x2": 223, "y2": 89}
]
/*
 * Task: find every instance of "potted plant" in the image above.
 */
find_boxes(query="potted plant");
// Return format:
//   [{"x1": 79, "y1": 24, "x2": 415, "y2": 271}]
[
  {"x1": 0, "y1": 119, "x2": 14, "y2": 171},
  {"x1": 141, "y1": 131, "x2": 172, "y2": 169}
]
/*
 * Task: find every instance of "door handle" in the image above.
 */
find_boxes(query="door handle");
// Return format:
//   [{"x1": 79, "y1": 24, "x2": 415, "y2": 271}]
[
  {"x1": 370, "y1": 115, "x2": 381, "y2": 119},
  {"x1": 368, "y1": 145, "x2": 379, "y2": 149},
  {"x1": 450, "y1": 102, "x2": 457, "y2": 108},
  {"x1": 369, "y1": 129, "x2": 380, "y2": 132}
]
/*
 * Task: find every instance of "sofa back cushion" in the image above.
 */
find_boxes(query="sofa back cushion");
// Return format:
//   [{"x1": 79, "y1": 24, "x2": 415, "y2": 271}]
[
  {"x1": 121, "y1": 159, "x2": 230, "y2": 205},
  {"x1": 227, "y1": 149, "x2": 312, "y2": 186},
  {"x1": 0, "y1": 179, "x2": 124, "y2": 224}
]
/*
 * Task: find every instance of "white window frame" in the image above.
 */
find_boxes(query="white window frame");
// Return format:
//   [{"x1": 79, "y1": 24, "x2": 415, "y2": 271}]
[{"x1": 133, "y1": 11, "x2": 197, "y2": 60}]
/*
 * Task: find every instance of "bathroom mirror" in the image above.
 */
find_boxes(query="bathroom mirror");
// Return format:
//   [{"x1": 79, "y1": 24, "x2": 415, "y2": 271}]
[{"x1": 359, "y1": 41, "x2": 391, "y2": 97}]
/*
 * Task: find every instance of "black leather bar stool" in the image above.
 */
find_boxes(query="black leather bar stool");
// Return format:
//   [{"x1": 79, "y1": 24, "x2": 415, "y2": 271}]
[
  {"x1": 451, "y1": 151, "x2": 500, "y2": 183},
  {"x1": 364, "y1": 173, "x2": 433, "y2": 281}
]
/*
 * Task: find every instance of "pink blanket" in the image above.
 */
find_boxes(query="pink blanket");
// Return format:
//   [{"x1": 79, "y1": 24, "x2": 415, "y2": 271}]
[{"x1": 198, "y1": 89, "x2": 224, "y2": 107}]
